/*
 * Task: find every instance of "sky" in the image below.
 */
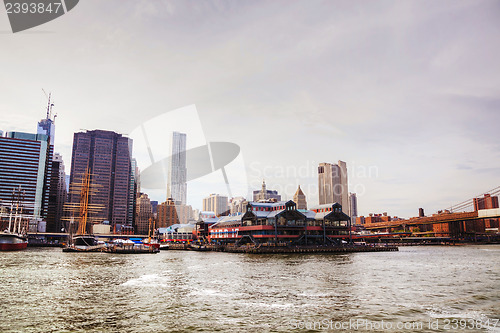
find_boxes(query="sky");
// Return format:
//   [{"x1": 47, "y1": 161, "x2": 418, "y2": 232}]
[{"x1": 0, "y1": 0, "x2": 499, "y2": 217}]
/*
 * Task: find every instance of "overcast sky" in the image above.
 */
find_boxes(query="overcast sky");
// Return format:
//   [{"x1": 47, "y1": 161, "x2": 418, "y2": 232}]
[{"x1": 1, "y1": 0, "x2": 499, "y2": 217}]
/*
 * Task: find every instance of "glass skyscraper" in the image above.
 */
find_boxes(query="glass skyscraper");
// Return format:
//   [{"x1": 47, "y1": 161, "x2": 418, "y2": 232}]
[
  {"x1": 0, "y1": 132, "x2": 52, "y2": 218},
  {"x1": 69, "y1": 130, "x2": 134, "y2": 229}
]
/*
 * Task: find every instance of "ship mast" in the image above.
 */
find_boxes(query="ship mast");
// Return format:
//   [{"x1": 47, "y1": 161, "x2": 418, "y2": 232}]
[
  {"x1": 8, "y1": 188, "x2": 14, "y2": 232},
  {"x1": 63, "y1": 167, "x2": 103, "y2": 236},
  {"x1": 17, "y1": 189, "x2": 25, "y2": 234},
  {"x1": 77, "y1": 168, "x2": 91, "y2": 235},
  {"x1": 13, "y1": 186, "x2": 22, "y2": 234}
]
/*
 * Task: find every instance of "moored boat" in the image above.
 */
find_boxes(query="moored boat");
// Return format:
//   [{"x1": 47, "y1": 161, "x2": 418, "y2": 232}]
[
  {"x1": 104, "y1": 243, "x2": 159, "y2": 254},
  {"x1": 103, "y1": 238, "x2": 159, "y2": 254},
  {"x1": 0, "y1": 231, "x2": 27, "y2": 251},
  {"x1": 62, "y1": 168, "x2": 105, "y2": 253},
  {"x1": 0, "y1": 186, "x2": 28, "y2": 251},
  {"x1": 62, "y1": 235, "x2": 105, "y2": 252}
]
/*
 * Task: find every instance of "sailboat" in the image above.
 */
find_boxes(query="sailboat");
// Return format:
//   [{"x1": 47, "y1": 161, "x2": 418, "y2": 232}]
[
  {"x1": 0, "y1": 186, "x2": 28, "y2": 251},
  {"x1": 62, "y1": 168, "x2": 105, "y2": 252},
  {"x1": 0, "y1": 187, "x2": 28, "y2": 251}
]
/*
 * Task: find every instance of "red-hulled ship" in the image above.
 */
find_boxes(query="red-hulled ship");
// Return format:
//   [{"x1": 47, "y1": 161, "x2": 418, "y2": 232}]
[
  {"x1": 0, "y1": 231, "x2": 27, "y2": 251},
  {"x1": 0, "y1": 186, "x2": 28, "y2": 251}
]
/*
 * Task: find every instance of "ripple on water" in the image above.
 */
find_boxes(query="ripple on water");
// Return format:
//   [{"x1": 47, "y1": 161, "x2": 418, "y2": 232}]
[{"x1": 121, "y1": 273, "x2": 170, "y2": 288}]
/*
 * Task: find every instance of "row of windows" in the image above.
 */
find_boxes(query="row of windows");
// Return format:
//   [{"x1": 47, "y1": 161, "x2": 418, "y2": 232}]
[
  {"x1": 0, "y1": 170, "x2": 39, "y2": 178},
  {"x1": 252, "y1": 205, "x2": 286, "y2": 212},
  {"x1": 0, "y1": 140, "x2": 41, "y2": 150},
  {"x1": 0, "y1": 156, "x2": 41, "y2": 165}
]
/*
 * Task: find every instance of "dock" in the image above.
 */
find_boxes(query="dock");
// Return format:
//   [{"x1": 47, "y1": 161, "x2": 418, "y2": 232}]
[{"x1": 166, "y1": 243, "x2": 398, "y2": 254}]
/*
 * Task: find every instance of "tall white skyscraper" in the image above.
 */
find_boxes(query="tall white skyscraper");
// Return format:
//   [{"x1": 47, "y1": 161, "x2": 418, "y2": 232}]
[
  {"x1": 318, "y1": 161, "x2": 348, "y2": 210},
  {"x1": 167, "y1": 132, "x2": 187, "y2": 205}
]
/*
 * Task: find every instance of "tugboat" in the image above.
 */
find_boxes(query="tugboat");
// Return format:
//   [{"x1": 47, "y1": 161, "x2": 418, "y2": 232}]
[
  {"x1": 62, "y1": 168, "x2": 105, "y2": 252},
  {"x1": 0, "y1": 187, "x2": 28, "y2": 251}
]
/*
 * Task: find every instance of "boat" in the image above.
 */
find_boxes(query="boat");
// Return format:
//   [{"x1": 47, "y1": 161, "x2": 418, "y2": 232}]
[
  {"x1": 62, "y1": 234, "x2": 105, "y2": 252},
  {"x1": 188, "y1": 243, "x2": 210, "y2": 251},
  {"x1": 0, "y1": 231, "x2": 27, "y2": 251},
  {"x1": 0, "y1": 186, "x2": 28, "y2": 251},
  {"x1": 102, "y1": 221, "x2": 160, "y2": 254},
  {"x1": 159, "y1": 242, "x2": 170, "y2": 250},
  {"x1": 104, "y1": 218, "x2": 160, "y2": 254},
  {"x1": 62, "y1": 168, "x2": 105, "y2": 253},
  {"x1": 141, "y1": 221, "x2": 160, "y2": 253},
  {"x1": 104, "y1": 239, "x2": 159, "y2": 254}
]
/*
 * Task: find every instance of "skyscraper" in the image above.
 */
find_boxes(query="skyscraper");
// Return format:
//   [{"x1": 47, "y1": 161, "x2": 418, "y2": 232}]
[
  {"x1": 69, "y1": 130, "x2": 133, "y2": 229},
  {"x1": 0, "y1": 131, "x2": 52, "y2": 218},
  {"x1": 203, "y1": 193, "x2": 229, "y2": 216},
  {"x1": 293, "y1": 185, "x2": 307, "y2": 210},
  {"x1": 135, "y1": 193, "x2": 153, "y2": 235},
  {"x1": 167, "y1": 132, "x2": 187, "y2": 205},
  {"x1": 46, "y1": 153, "x2": 67, "y2": 232},
  {"x1": 128, "y1": 158, "x2": 139, "y2": 227},
  {"x1": 349, "y1": 192, "x2": 357, "y2": 225},
  {"x1": 318, "y1": 161, "x2": 348, "y2": 209},
  {"x1": 229, "y1": 196, "x2": 247, "y2": 215}
]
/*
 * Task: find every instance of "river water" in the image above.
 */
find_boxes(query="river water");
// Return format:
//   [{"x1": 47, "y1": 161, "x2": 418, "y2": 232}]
[{"x1": 0, "y1": 246, "x2": 499, "y2": 332}]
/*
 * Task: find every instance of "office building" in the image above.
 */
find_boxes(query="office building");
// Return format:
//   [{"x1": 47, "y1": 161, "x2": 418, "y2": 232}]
[
  {"x1": 349, "y1": 192, "x2": 357, "y2": 225},
  {"x1": 157, "y1": 198, "x2": 193, "y2": 228},
  {"x1": 253, "y1": 180, "x2": 281, "y2": 202},
  {"x1": 135, "y1": 193, "x2": 153, "y2": 235},
  {"x1": 293, "y1": 185, "x2": 307, "y2": 210},
  {"x1": 46, "y1": 153, "x2": 67, "y2": 232},
  {"x1": 0, "y1": 131, "x2": 52, "y2": 218},
  {"x1": 157, "y1": 199, "x2": 177, "y2": 228},
  {"x1": 69, "y1": 130, "x2": 134, "y2": 229},
  {"x1": 167, "y1": 131, "x2": 187, "y2": 205},
  {"x1": 318, "y1": 161, "x2": 348, "y2": 208},
  {"x1": 151, "y1": 200, "x2": 158, "y2": 217},
  {"x1": 128, "y1": 158, "x2": 139, "y2": 227},
  {"x1": 203, "y1": 193, "x2": 229, "y2": 216},
  {"x1": 229, "y1": 196, "x2": 247, "y2": 215}
]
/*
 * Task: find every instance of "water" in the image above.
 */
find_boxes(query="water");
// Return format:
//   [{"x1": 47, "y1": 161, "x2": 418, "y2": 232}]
[{"x1": 1, "y1": 246, "x2": 499, "y2": 332}]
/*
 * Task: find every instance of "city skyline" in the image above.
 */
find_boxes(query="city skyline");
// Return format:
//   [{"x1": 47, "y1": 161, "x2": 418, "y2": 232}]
[
  {"x1": 1, "y1": 1, "x2": 499, "y2": 218},
  {"x1": 1, "y1": 115, "x2": 498, "y2": 219}
]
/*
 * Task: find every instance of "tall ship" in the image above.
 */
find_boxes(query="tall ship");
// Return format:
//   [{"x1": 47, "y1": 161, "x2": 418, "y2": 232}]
[
  {"x1": 0, "y1": 187, "x2": 28, "y2": 251},
  {"x1": 62, "y1": 168, "x2": 105, "y2": 252}
]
